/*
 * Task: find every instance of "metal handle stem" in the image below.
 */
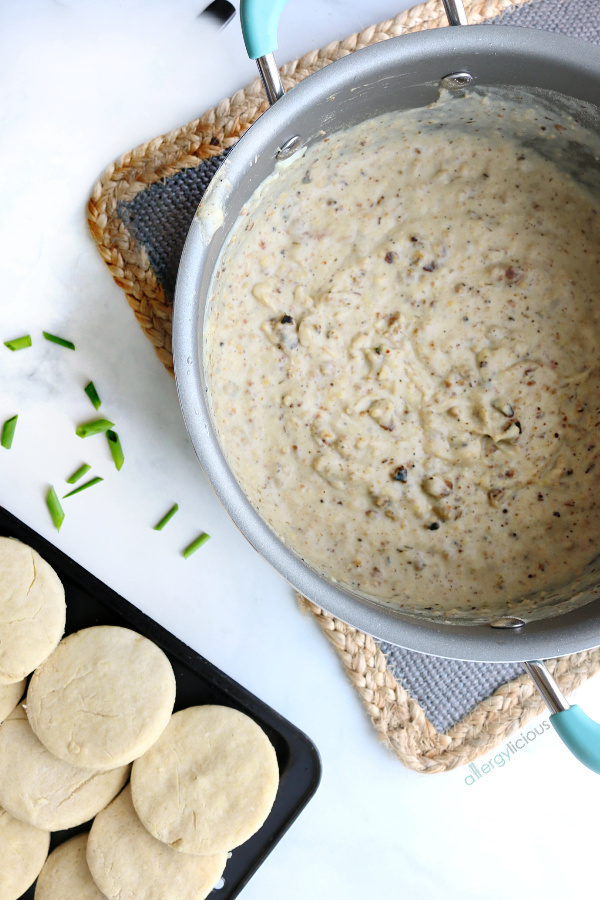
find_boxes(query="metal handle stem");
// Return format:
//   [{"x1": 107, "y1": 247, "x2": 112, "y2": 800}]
[
  {"x1": 442, "y1": 0, "x2": 469, "y2": 25},
  {"x1": 523, "y1": 660, "x2": 570, "y2": 714},
  {"x1": 256, "y1": 53, "x2": 285, "y2": 105}
]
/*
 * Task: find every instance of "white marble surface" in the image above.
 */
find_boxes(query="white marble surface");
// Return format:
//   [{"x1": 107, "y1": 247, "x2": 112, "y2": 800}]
[{"x1": 1, "y1": 2, "x2": 599, "y2": 897}]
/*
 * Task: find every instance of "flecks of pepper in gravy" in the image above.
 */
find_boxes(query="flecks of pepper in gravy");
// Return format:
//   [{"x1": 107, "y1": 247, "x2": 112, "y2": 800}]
[{"x1": 205, "y1": 94, "x2": 600, "y2": 618}]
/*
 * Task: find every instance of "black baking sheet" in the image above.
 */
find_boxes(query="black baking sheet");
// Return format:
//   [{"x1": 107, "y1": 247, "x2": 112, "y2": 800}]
[{"x1": 0, "y1": 505, "x2": 321, "y2": 900}]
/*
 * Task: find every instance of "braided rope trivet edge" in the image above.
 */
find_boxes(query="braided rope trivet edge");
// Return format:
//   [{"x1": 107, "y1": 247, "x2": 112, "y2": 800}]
[{"x1": 299, "y1": 596, "x2": 600, "y2": 773}]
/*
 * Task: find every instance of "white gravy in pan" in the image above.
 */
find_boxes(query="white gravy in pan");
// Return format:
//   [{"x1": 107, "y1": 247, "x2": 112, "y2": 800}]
[{"x1": 204, "y1": 91, "x2": 600, "y2": 618}]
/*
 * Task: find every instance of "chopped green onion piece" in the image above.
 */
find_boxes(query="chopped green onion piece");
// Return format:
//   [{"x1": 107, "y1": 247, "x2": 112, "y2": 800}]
[
  {"x1": 1, "y1": 415, "x2": 18, "y2": 450},
  {"x1": 76, "y1": 418, "x2": 114, "y2": 438},
  {"x1": 4, "y1": 335, "x2": 32, "y2": 351},
  {"x1": 182, "y1": 532, "x2": 211, "y2": 559},
  {"x1": 46, "y1": 486, "x2": 65, "y2": 531},
  {"x1": 66, "y1": 463, "x2": 91, "y2": 484},
  {"x1": 84, "y1": 381, "x2": 101, "y2": 410},
  {"x1": 154, "y1": 504, "x2": 179, "y2": 531},
  {"x1": 43, "y1": 331, "x2": 75, "y2": 350},
  {"x1": 63, "y1": 476, "x2": 103, "y2": 498},
  {"x1": 106, "y1": 430, "x2": 124, "y2": 470}
]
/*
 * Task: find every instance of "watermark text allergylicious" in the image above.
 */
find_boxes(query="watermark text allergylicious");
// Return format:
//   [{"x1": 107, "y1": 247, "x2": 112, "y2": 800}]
[{"x1": 464, "y1": 719, "x2": 550, "y2": 785}]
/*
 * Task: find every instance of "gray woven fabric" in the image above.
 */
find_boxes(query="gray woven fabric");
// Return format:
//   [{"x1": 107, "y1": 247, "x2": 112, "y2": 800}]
[
  {"x1": 118, "y1": 151, "x2": 229, "y2": 301},
  {"x1": 380, "y1": 644, "x2": 523, "y2": 732},
  {"x1": 117, "y1": 0, "x2": 596, "y2": 733},
  {"x1": 492, "y1": 0, "x2": 600, "y2": 43}
]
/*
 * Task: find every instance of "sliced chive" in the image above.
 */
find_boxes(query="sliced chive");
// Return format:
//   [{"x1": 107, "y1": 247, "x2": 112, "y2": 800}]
[
  {"x1": 43, "y1": 331, "x2": 75, "y2": 350},
  {"x1": 46, "y1": 487, "x2": 65, "y2": 531},
  {"x1": 66, "y1": 463, "x2": 91, "y2": 484},
  {"x1": 4, "y1": 335, "x2": 31, "y2": 352},
  {"x1": 76, "y1": 418, "x2": 114, "y2": 438},
  {"x1": 106, "y1": 430, "x2": 124, "y2": 470},
  {"x1": 84, "y1": 381, "x2": 101, "y2": 410},
  {"x1": 63, "y1": 476, "x2": 103, "y2": 498},
  {"x1": 154, "y1": 504, "x2": 179, "y2": 531},
  {"x1": 182, "y1": 532, "x2": 211, "y2": 559},
  {"x1": 1, "y1": 415, "x2": 18, "y2": 450}
]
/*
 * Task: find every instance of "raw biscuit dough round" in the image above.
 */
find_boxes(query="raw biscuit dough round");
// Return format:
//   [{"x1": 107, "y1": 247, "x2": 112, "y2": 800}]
[
  {"x1": 0, "y1": 679, "x2": 25, "y2": 725},
  {"x1": 26, "y1": 625, "x2": 176, "y2": 769},
  {"x1": 0, "y1": 537, "x2": 65, "y2": 685},
  {"x1": 86, "y1": 785, "x2": 227, "y2": 900},
  {"x1": 131, "y1": 705, "x2": 279, "y2": 855},
  {"x1": 34, "y1": 833, "x2": 105, "y2": 900},
  {"x1": 0, "y1": 705, "x2": 130, "y2": 830},
  {"x1": 0, "y1": 804, "x2": 50, "y2": 900}
]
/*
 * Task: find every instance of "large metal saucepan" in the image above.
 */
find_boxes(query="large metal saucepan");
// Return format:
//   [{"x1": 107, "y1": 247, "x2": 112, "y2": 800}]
[{"x1": 173, "y1": 0, "x2": 600, "y2": 770}]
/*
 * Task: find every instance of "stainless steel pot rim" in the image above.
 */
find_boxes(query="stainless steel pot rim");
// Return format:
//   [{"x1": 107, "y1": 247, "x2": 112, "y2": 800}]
[{"x1": 173, "y1": 25, "x2": 600, "y2": 662}]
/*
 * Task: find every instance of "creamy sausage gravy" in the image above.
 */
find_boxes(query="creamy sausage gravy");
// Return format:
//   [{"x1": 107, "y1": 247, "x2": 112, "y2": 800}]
[{"x1": 205, "y1": 91, "x2": 600, "y2": 618}]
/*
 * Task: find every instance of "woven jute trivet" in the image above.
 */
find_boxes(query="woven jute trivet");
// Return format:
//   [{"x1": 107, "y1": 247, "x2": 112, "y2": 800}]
[{"x1": 88, "y1": 0, "x2": 600, "y2": 772}]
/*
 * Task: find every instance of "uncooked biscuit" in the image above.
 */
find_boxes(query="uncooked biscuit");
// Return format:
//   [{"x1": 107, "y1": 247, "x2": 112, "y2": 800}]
[
  {"x1": 27, "y1": 625, "x2": 176, "y2": 769},
  {"x1": 131, "y1": 705, "x2": 279, "y2": 855},
  {"x1": 0, "y1": 679, "x2": 25, "y2": 725},
  {"x1": 0, "y1": 537, "x2": 65, "y2": 684},
  {"x1": 0, "y1": 705, "x2": 129, "y2": 830},
  {"x1": 86, "y1": 785, "x2": 227, "y2": 900},
  {"x1": 34, "y1": 833, "x2": 104, "y2": 900},
  {"x1": 0, "y1": 803, "x2": 50, "y2": 900}
]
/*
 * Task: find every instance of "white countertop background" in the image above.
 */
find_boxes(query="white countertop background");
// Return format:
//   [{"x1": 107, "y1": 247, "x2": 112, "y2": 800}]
[{"x1": 1, "y1": 1, "x2": 599, "y2": 897}]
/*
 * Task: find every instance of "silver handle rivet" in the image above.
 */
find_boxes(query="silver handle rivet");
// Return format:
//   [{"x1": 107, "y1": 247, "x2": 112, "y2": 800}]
[
  {"x1": 440, "y1": 72, "x2": 474, "y2": 89},
  {"x1": 277, "y1": 135, "x2": 301, "y2": 160},
  {"x1": 490, "y1": 617, "x2": 526, "y2": 629}
]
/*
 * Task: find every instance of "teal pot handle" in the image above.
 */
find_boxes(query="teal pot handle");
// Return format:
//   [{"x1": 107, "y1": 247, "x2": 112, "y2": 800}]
[
  {"x1": 551, "y1": 705, "x2": 600, "y2": 774},
  {"x1": 239, "y1": 0, "x2": 468, "y2": 104},
  {"x1": 240, "y1": 0, "x2": 290, "y2": 60},
  {"x1": 240, "y1": 0, "x2": 468, "y2": 61},
  {"x1": 524, "y1": 661, "x2": 600, "y2": 774}
]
